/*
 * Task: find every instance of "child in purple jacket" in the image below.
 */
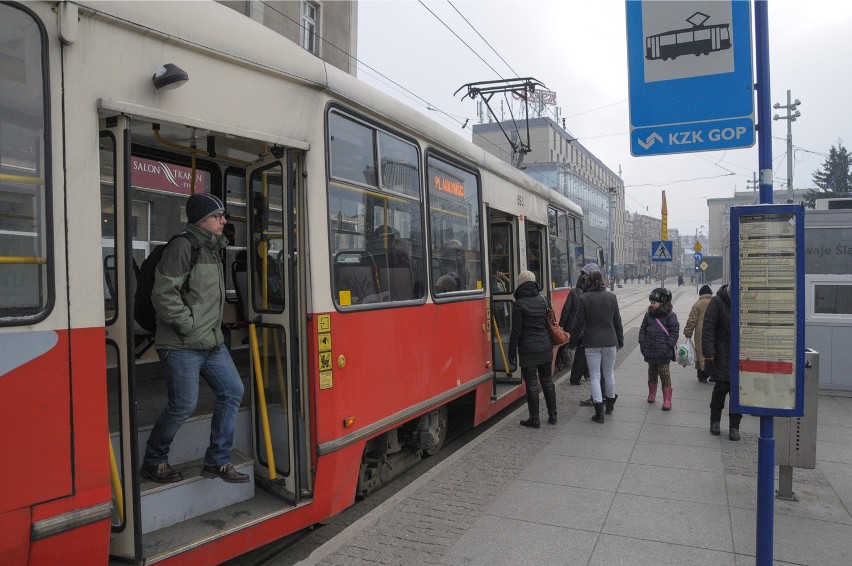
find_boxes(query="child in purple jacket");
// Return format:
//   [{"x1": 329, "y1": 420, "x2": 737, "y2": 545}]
[{"x1": 639, "y1": 288, "x2": 680, "y2": 410}]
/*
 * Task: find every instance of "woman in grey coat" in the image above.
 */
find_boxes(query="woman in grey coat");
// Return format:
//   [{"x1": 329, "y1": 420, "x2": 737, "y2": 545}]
[{"x1": 568, "y1": 271, "x2": 624, "y2": 423}]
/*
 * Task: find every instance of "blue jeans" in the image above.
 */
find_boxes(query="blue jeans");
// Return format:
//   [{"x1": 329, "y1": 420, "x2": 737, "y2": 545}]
[
  {"x1": 144, "y1": 344, "x2": 244, "y2": 467},
  {"x1": 585, "y1": 346, "x2": 617, "y2": 403}
]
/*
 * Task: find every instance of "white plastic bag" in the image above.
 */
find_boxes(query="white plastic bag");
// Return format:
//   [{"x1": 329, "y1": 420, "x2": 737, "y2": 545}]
[{"x1": 677, "y1": 338, "x2": 695, "y2": 367}]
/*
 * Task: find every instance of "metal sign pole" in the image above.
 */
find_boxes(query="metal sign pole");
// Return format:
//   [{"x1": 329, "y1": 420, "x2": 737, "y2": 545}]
[{"x1": 754, "y1": 2, "x2": 774, "y2": 564}]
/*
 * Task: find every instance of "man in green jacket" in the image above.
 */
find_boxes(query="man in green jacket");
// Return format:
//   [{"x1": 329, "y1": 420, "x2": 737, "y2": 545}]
[{"x1": 141, "y1": 193, "x2": 248, "y2": 484}]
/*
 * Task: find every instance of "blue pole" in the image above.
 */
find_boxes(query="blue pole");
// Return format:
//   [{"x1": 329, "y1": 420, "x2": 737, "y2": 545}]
[
  {"x1": 755, "y1": 0, "x2": 773, "y2": 205},
  {"x1": 754, "y1": 2, "x2": 775, "y2": 565}
]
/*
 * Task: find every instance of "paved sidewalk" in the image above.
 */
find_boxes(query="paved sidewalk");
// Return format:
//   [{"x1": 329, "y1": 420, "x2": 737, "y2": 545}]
[{"x1": 297, "y1": 292, "x2": 852, "y2": 566}]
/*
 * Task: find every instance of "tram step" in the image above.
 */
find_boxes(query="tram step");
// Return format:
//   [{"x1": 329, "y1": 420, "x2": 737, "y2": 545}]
[
  {"x1": 135, "y1": 409, "x2": 254, "y2": 466},
  {"x1": 140, "y1": 450, "x2": 254, "y2": 534}
]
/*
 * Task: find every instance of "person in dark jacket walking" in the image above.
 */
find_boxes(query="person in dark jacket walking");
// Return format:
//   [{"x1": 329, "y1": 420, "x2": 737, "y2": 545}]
[
  {"x1": 508, "y1": 271, "x2": 557, "y2": 428},
  {"x1": 560, "y1": 264, "x2": 596, "y2": 385},
  {"x1": 702, "y1": 284, "x2": 741, "y2": 440},
  {"x1": 568, "y1": 271, "x2": 624, "y2": 423},
  {"x1": 639, "y1": 288, "x2": 679, "y2": 410},
  {"x1": 141, "y1": 193, "x2": 248, "y2": 484}
]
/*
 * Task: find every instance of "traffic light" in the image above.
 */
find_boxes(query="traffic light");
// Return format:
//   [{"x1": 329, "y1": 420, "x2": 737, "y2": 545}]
[{"x1": 695, "y1": 265, "x2": 700, "y2": 272}]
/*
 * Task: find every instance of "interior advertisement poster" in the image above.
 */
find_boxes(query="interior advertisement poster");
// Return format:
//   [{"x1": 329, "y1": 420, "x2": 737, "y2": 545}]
[{"x1": 731, "y1": 205, "x2": 804, "y2": 417}]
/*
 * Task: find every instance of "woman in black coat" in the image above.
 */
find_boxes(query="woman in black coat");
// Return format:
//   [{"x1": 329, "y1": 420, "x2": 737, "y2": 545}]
[
  {"x1": 702, "y1": 284, "x2": 742, "y2": 441},
  {"x1": 508, "y1": 271, "x2": 557, "y2": 428}
]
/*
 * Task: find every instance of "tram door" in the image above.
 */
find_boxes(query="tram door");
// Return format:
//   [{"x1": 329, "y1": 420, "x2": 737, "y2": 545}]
[
  {"x1": 243, "y1": 152, "x2": 311, "y2": 501},
  {"x1": 488, "y1": 209, "x2": 519, "y2": 383},
  {"x1": 100, "y1": 115, "x2": 310, "y2": 560}
]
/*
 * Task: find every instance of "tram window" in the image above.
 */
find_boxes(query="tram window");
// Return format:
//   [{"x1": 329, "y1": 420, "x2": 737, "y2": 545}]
[
  {"x1": 526, "y1": 229, "x2": 543, "y2": 288},
  {"x1": 548, "y1": 207, "x2": 571, "y2": 289},
  {"x1": 570, "y1": 217, "x2": 584, "y2": 278},
  {"x1": 100, "y1": 135, "x2": 118, "y2": 323},
  {"x1": 378, "y1": 132, "x2": 419, "y2": 199},
  {"x1": 427, "y1": 155, "x2": 482, "y2": 296},
  {"x1": 490, "y1": 223, "x2": 513, "y2": 294},
  {"x1": 0, "y1": 4, "x2": 52, "y2": 324},
  {"x1": 249, "y1": 163, "x2": 286, "y2": 313},
  {"x1": 328, "y1": 112, "x2": 376, "y2": 187},
  {"x1": 224, "y1": 170, "x2": 248, "y2": 304},
  {"x1": 327, "y1": 110, "x2": 425, "y2": 308}
]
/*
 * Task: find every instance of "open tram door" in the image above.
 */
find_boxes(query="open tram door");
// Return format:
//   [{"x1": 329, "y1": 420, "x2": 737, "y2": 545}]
[
  {"x1": 487, "y1": 207, "x2": 522, "y2": 395},
  {"x1": 241, "y1": 151, "x2": 312, "y2": 503},
  {"x1": 99, "y1": 114, "x2": 311, "y2": 563}
]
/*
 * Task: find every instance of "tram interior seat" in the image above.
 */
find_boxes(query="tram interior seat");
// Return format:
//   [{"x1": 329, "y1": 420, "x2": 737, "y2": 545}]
[{"x1": 334, "y1": 252, "x2": 383, "y2": 304}]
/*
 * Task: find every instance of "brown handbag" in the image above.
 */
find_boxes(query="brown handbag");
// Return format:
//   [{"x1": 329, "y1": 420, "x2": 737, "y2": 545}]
[{"x1": 545, "y1": 299, "x2": 570, "y2": 346}]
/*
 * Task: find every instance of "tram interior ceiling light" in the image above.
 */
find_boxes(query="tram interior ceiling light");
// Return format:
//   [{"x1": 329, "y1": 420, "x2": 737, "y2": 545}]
[{"x1": 152, "y1": 64, "x2": 188, "y2": 90}]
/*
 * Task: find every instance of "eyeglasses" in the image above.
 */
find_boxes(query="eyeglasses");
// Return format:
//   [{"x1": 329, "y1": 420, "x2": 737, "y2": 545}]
[{"x1": 211, "y1": 212, "x2": 226, "y2": 221}]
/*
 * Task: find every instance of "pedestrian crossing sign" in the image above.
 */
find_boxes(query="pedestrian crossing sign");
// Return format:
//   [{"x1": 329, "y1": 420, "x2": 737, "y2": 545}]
[{"x1": 651, "y1": 240, "x2": 673, "y2": 262}]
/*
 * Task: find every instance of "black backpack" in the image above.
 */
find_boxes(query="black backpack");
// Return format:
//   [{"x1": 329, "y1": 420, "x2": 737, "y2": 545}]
[{"x1": 134, "y1": 232, "x2": 201, "y2": 333}]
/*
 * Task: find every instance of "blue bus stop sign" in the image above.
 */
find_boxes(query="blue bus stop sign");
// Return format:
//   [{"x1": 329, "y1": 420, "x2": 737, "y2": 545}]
[{"x1": 626, "y1": 1, "x2": 754, "y2": 156}]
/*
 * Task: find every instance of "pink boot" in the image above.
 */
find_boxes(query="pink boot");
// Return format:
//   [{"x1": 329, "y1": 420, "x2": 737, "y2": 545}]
[
  {"x1": 662, "y1": 387, "x2": 673, "y2": 411},
  {"x1": 647, "y1": 382, "x2": 657, "y2": 403}
]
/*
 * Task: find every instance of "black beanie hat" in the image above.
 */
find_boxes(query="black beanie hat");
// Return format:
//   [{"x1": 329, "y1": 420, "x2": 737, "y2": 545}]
[
  {"x1": 699, "y1": 284, "x2": 712, "y2": 295},
  {"x1": 186, "y1": 193, "x2": 224, "y2": 224}
]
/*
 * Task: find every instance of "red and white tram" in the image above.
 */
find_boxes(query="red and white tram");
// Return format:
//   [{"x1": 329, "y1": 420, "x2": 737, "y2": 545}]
[{"x1": 0, "y1": 2, "x2": 584, "y2": 564}]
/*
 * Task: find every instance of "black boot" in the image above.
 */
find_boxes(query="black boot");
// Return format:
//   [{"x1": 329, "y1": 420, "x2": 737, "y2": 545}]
[
  {"x1": 543, "y1": 382, "x2": 557, "y2": 425},
  {"x1": 604, "y1": 395, "x2": 618, "y2": 415},
  {"x1": 729, "y1": 413, "x2": 742, "y2": 441},
  {"x1": 591, "y1": 402, "x2": 605, "y2": 423},
  {"x1": 710, "y1": 421, "x2": 721, "y2": 435},
  {"x1": 521, "y1": 379, "x2": 540, "y2": 429}
]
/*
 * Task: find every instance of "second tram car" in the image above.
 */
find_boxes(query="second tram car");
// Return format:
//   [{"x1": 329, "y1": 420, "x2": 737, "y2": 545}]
[{"x1": 0, "y1": 2, "x2": 584, "y2": 564}]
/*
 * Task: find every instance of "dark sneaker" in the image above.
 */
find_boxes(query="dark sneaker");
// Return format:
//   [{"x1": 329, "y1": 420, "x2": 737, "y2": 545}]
[
  {"x1": 729, "y1": 428, "x2": 741, "y2": 441},
  {"x1": 579, "y1": 397, "x2": 594, "y2": 407},
  {"x1": 201, "y1": 463, "x2": 250, "y2": 484},
  {"x1": 710, "y1": 421, "x2": 721, "y2": 436},
  {"x1": 141, "y1": 462, "x2": 183, "y2": 484}
]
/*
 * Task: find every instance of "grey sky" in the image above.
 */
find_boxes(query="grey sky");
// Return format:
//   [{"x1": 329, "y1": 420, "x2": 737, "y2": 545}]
[{"x1": 357, "y1": 0, "x2": 852, "y2": 236}]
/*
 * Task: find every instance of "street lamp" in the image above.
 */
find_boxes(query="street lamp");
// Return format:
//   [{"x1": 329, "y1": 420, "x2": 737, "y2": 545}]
[{"x1": 773, "y1": 90, "x2": 802, "y2": 203}]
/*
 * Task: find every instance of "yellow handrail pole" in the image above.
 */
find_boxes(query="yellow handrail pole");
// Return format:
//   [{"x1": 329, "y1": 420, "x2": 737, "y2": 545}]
[
  {"x1": 108, "y1": 436, "x2": 124, "y2": 523},
  {"x1": 0, "y1": 256, "x2": 47, "y2": 264},
  {"x1": 270, "y1": 330, "x2": 288, "y2": 410},
  {"x1": 249, "y1": 323, "x2": 277, "y2": 480},
  {"x1": 492, "y1": 315, "x2": 512, "y2": 377},
  {"x1": 0, "y1": 172, "x2": 44, "y2": 184}
]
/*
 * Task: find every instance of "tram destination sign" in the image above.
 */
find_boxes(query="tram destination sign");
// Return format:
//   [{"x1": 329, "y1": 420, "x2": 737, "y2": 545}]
[{"x1": 626, "y1": 1, "x2": 755, "y2": 156}]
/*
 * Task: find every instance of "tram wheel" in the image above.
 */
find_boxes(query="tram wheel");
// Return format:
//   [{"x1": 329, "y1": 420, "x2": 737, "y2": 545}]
[{"x1": 422, "y1": 405, "x2": 448, "y2": 456}]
